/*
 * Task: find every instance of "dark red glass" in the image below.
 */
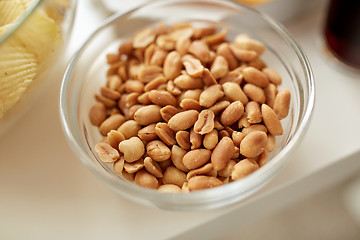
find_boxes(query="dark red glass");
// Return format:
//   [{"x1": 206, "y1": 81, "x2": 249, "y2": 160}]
[{"x1": 324, "y1": 0, "x2": 360, "y2": 68}]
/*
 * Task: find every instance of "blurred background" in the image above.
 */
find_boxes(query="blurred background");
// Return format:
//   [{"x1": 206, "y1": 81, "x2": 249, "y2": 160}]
[{"x1": 1, "y1": 0, "x2": 359, "y2": 239}]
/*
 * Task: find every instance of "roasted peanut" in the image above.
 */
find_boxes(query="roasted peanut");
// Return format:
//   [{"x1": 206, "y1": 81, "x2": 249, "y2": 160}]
[
  {"x1": 134, "y1": 105, "x2": 162, "y2": 125},
  {"x1": 125, "y1": 80, "x2": 144, "y2": 93},
  {"x1": 118, "y1": 39, "x2": 133, "y2": 56},
  {"x1": 234, "y1": 34, "x2": 265, "y2": 55},
  {"x1": 144, "y1": 156, "x2": 163, "y2": 178},
  {"x1": 231, "y1": 158, "x2": 259, "y2": 180},
  {"x1": 188, "y1": 176, "x2": 223, "y2": 191},
  {"x1": 113, "y1": 157, "x2": 125, "y2": 175},
  {"x1": 150, "y1": 48, "x2": 168, "y2": 66},
  {"x1": 146, "y1": 140, "x2": 171, "y2": 162},
  {"x1": 99, "y1": 114, "x2": 126, "y2": 135},
  {"x1": 232, "y1": 131, "x2": 245, "y2": 147},
  {"x1": 242, "y1": 124, "x2": 268, "y2": 136},
  {"x1": 137, "y1": 92, "x2": 152, "y2": 105},
  {"x1": 100, "y1": 86, "x2": 121, "y2": 100},
  {"x1": 163, "y1": 51, "x2": 182, "y2": 80},
  {"x1": 261, "y1": 104, "x2": 283, "y2": 136},
  {"x1": 182, "y1": 149, "x2": 211, "y2": 170},
  {"x1": 266, "y1": 134, "x2": 276, "y2": 152},
  {"x1": 119, "y1": 137, "x2": 145, "y2": 162},
  {"x1": 168, "y1": 110, "x2": 199, "y2": 131},
  {"x1": 186, "y1": 163, "x2": 214, "y2": 181},
  {"x1": 95, "y1": 94, "x2": 116, "y2": 108},
  {"x1": 158, "y1": 184, "x2": 182, "y2": 193},
  {"x1": 202, "y1": 68, "x2": 218, "y2": 86},
  {"x1": 240, "y1": 131, "x2": 267, "y2": 158},
  {"x1": 107, "y1": 130, "x2": 125, "y2": 149},
  {"x1": 89, "y1": 102, "x2": 106, "y2": 127},
  {"x1": 176, "y1": 36, "x2": 191, "y2": 56},
  {"x1": 175, "y1": 131, "x2": 191, "y2": 150},
  {"x1": 208, "y1": 101, "x2": 230, "y2": 115},
  {"x1": 217, "y1": 42, "x2": 238, "y2": 70},
  {"x1": 243, "y1": 67, "x2": 269, "y2": 88},
  {"x1": 166, "y1": 80, "x2": 182, "y2": 96},
  {"x1": 211, "y1": 137, "x2": 234, "y2": 170},
  {"x1": 210, "y1": 55, "x2": 229, "y2": 79},
  {"x1": 156, "y1": 34, "x2": 175, "y2": 50},
  {"x1": 273, "y1": 88, "x2": 291, "y2": 120},
  {"x1": 95, "y1": 142, "x2": 120, "y2": 163},
  {"x1": 262, "y1": 67, "x2": 282, "y2": 85},
  {"x1": 243, "y1": 83, "x2": 266, "y2": 104},
  {"x1": 219, "y1": 69, "x2": 243, "y2": 85},
  {"x1": 124, "y1": 158, "x2": 144, "y2": 173},
  {"x1": 149, "y1": 90, "x2": 177, "y2": 106},
  {"x1": 256, "y1": 150, "x2": 268, "y2": 167},
  {"x1": 106, "y1": 75, "x2": 122, "y2": 90},
  {"x1": 138, "y1": 65, "x2": 163, "y2": 83},
  {"x1": 203, "y1": 129, "x2": 218, "y2": 150},
  {"x1": 183, "y1": 57, "x2": 204, "y2": 77},
  {"x1": 199, "y1": 84, "x2": 224, "y2": 108},
  {"x1": 264, "y1": 83, "x2": 277, "y2": 108},
  {"x1": 190, "y1": 128, "x2": 203, "y2": 150},
  {"x1": 245, "y1": 101, "x2": 262, "y2": 124},
  {"x1": 222, "y1": 82, "x2": 249, "y2": 105},
  {"x1": 133, "y1": 27, "x2": 156, "y2": 48},
  {"x1": 160, "y1": 105, "x2": 180, "y2": 122},
  {"x1": 229, "y1": 44, "x2": 257, "y2": 62},
  {"x1": 194, "y1": 109, "x2": 215, "y2": 135},
  {"x1": 138, "y1": 124, "x2": 158, "y2": 141},
  {"x1": 180, "y1": 99, "x2": 202, "y2": 112},
  {"x1": 171, "y1": 145, "x2": 189, "y2": 172},
  {"x1": 117, "y1": 120, "x2": 141, "y2": 139},
  {"x1": 218, "y1": 160, "x2": 236, "y2": 178},
  {"x1": 135, "y1": 170, "x2": 159, "y2": 189},
  {"x1": 174, "y1": 74, "x2": 204, "y2": 90},
  {"x1": 163, "y1": 166, "x2": 187, "y2": 188},
  {"x1": 188, "y1": 40, "x2": 211, "y2": 63},
  {"x1": 220, "y1": 101, "x2": 244, "y2": 126},
  {"x1": 155, "y1": 122, "x2": 176, "y2": 146}
]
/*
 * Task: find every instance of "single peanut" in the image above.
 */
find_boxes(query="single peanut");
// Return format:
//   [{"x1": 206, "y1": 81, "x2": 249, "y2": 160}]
[
  {"x1": 95, "y1": 142, "x2": 120, "y2": 163},
  {"x1": 262, "y1": 67, "x2": 282, "y2": 85},
  {"x1": 232, "y1": 131, "x2": 245, "y2": 147},
  {"x1": 144, "y1": 156, "x2": 163, "y2": 178},
  {"x1": 107, "y1": 130, "x2": 125, "y2": 149},
  {"x1": 242, "y1": 124, "x2": 268, "y2": 136},
  {"x1": 190, "y1": 128, "x2": 203, "y2": 150},
  {"x1": 203, "y1": 129, "x2": 218, "y2": 150},
  {"x1": 138, "y1": 124, "x2": 158, "y2": 141},
  {"x1": 180, "y1": 99, "x2": 202, "y2": 112},
  {"x1": 234, "y1": 34, "x2": 265, "y2": 55},
  {"x1": 218, "y1": 160, "x2": 236, "y2": 178},
  {"x1": 133, "y1": 27, "x2": 156, "y2": 48},
  {"x1": 89, "y1": 102, "x2": 107, "y2": 127},
  {"x1": 175, "y1": 131, "x2": 191, "y2": 150},
  {"x1": 155, "y1": 122, "x2": 176, "y2": 146},
  {"x1": 188, "y1": 40, "x2": 211, "y2": 63},
  {"x1": 168, "y1": 110, "x2": 199, "y2": 131},
  {"x1": 186, "y1": 163, "x2": 214, "y2": 181},
  {"x1": 163, "y1": 51, "x2": 182, "y2": 80},
  {"x1": 163, "y1": 166, "x2": 187, "y2": 188},
  {"x1": 199, "y1": 84, "x2": 224, "y2": 108},
  {"x1": 217, "y1": 42, "x2": 238, "y2": 70},
  {"x1": 188, "y1": 176, "x2": 223, "y2": 191},
  {"x1": 148, "y1": 90, "x2": 177, "y2": 106},
  {"x1": 210, "y1": 55, "x2": 229, "y2": 79},
  {"x1": 160, "y1": 105, "x2": 180, "y2": 122},
  {"x1": 171, "y1": 145, "x2": 189, "y2": 172},
  {"x1": 243, "y1": 67, "x2": 269, "y2": 88},
  {"x1": 240, "y1": 131, "x2": 267, "y2": 158},
  {"x1": 135, "y1": 170, "x2": 159, "y2": 189},
  {"x1": 245, "y1": 101, "x2": 262, "y2": 124},
  {"x1": 220, "y1": 101, "x2": 244, "y2": 126},
  {"x1": 95, "y1": 94, "x2": 116, "y2": 108},
  {"x1": 194, "y1": 109, "x2": 215, "y2": 135},
  {"x1": 264, "y1": 83, "x2": 277, "y2": 108},
  {"x1": 211, "y1": 137, "x2": 234, "y2": 171},
  {"x1": 231, "y1": 158, "x2": 259, "y2": 180},
  {"x1": 273, "y1": 88, "x2": 291, "y2": 120},
  {"x1": 182, "y1": 149, "x2": 212, "y2": 170},
  {"x1": 146, "y1": 140, "x2": 171, "y2": 162},
  {"x1": 174, "y1": 74, "x2": 204, "y2": 90},
  {"x1": 158, "y1": 184, "x2": 182, "y2": 193},
  {"x1": 124, "y1": 158, "x2": 144, "y2": 173},
  {"x1": 113, "y1": 157, "x2": 125, "y2": 175},
  {"x1": 243, "y1": 83, "x2": 266, "y2": 104},
  {"x1": 202, "y1": 68, "x2": 217, "y2": 86},
  {"x1": 208, "y1": 101, "x2": 230, "y2": 115},
  {"x1": 99, "y1": 114, "x2": 126, "y2": 136},
  {"x1": 119, "y1": 137, "x2": 145, "y2": 162},
  {"x1": 117, "y1": 120, "x2": 141, "y2": 139},
  {"x1": 138, "y1": 65, "x2": 163, "y2": 83},
  {"x1": 183, "y1": 57, "x2": 204, "y2": 77},
  {"x1": 134, "y1": 105, "x2": 162, "y2": 125},
  {"x1": 261, "y1": 104, "x2": 283, "y2": 136},
  {"x1": 266, "y1": 134, "x2": 276, "y2": 152},
  {"x1": 229, "y1": 44, "x2": 257, "y2": 62},
  {"x1": 222, "y1": 82, "x2": 249, "y2": 105}
]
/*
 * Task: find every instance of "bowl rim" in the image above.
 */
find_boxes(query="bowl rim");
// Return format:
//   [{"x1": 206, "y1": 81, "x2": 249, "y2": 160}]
[{"x1": 59, "y1": 0, "x2": 315, "y2": 210}]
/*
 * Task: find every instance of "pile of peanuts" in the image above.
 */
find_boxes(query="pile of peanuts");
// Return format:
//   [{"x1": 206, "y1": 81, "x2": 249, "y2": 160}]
[{"x1": 89, "y1": 22, "x2": 291, "y2": 193}]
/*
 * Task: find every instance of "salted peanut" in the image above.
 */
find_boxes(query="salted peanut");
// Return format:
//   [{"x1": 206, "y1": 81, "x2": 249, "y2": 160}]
[
  {"x1": 222, "y1": 82, "x2": 249, "y2": 105},
  {"x1": 194, "y1": 109, "x2": 215, "y2": 135},
  {"x1": 168, "y1": 110, "x2": 199, "y2": 131},
  {"x1": 135, "y1": 170, "x2": 159, "y2": 189},
  {"x1": 242, "y1": 124, "x2": 268, "y2": 136},
  {"x1": 273, "y1": 89, "x2": 290, "y2": 120},
  {"x1": 117, "y1": 120, "x2": 141, "y2": 139},
  {"x1": 122, "y1": 170, "x2": 135, "y2": 182},
  {"x1": 133, "y1": 27, "x2": 156, "y2": 48},
  {"x1": 144, "y1": 156, "x2": 163, "y2": 178},
  {"x1": 181, "y1": 89, "x2": 202, "y2": 102},
  {"x1": 218, "y1": 160, "x2": 236, "y2": 178},
  {"x1": 243, "y1": 83, "x2": 266, "y2": 104},
  {"x1": 118, "y1": 39, "x2": 133, "y2": 56},
  {"x1": 148, "y1": 90, "x2": 177, "y2": 106},
  {"x1": 256, "y1": 150, "x2": 268, "y2": 167},
  {"x1": 138, "y1": 124, "x2": 157, "y2": 141},
  {"x1": 169, "y1": 27, "x2": 194, "y2": 40},
  {"x1": 188, "y1": 176, "x2": 223, "y2": 191},
  {"x1": 125, "y1": 80, "x2": 144, "y2": 93},
  {"x1": 220, "y1": 101, "x2": 244, "y2": 126},
  {"x1": 183, "y1": 57, "x2": 204, "y2": 77},
  {"x1": 118, "y1": 94, "x2": 128, "y2": 116},
  {"x1": 234, "y1": 34, "x2": 265, "y2": 55},
  {"x1": 95, "y1": 94, "x2": 116, "y2": 108},
  {"x1": 203, "y1": 129, "x2": 218, "y2": 150},
  {"x1": 119, "y1": 137, "x2": 145, "y2": 162},
  {"x1": 89, "y1": 102, "x2": 106, "y2": 126},
  {"x1": 106, "y1": 75, "x2": 122, "y2": 90},
  {"x1": 219, "y1": 70, "x2": 243, "y2": 85},
  {"x1": 118, "y1": 64, "x2": 128, "y2": 81},
  {"x1": 203, "y1": 28, "x2": 227, "y2": 45},
  {"x1": 144, "y1": 43, "x2": 156, "y2": 65},
  {"x1": 176, "y1": 36, "x2": 191, "y2": 56},
  {"x1": 182, "y1": 149, "x2": 212, "y2": 170},
  {"x1": 124, "y1": 158, "x2": 144, "y2": 173},
  {"x1": 180, "y1": 99, "x2": 202, "y2": 112},
  {"x1": 146, "y1": 140, "x2": 171, "y2": 162},
  {"x1": 199, "y1": 84, "x2": 224, "y2": 108},
  {"x1": 262, "y1": 104, "x2": 283, "y2": 136},
  {"x1": 217, "y1": 42, "x2": 238, "y2": 70},
  {"x1": 158, "y1": 184, "x2": 182, "y2": 193},
  {"x1": 211, "y1": 137, "x2": 235, "y2": 170},
  {"x1": 229, "y1": 44, "x2": 257, "y2": 62},
  {"x1": 137, "y1": 92, "x2": 151, "y2": 105},
  {"x1": 156, "y1": 34, "x2": 175, "y2": 50},
  {"x1": 245, "y1": 101, "x2": 262, "y2": 124},
  {"x1": 155, "y1": 122, "x2": 176, "y2": 146},
  {"x1": 186, "y1": 163, "x2": 214, "y2": 181},
  {"x1": 163, "y1": 51, "x2": 182, "y2": 80},
  {"x1": 106, "y1": 60, "x2": 125, "y2": 76},
  {"x1": 188, "y1": 40, "x2": 211, "y2": 63},
  {"x1": 190, "y1": 128, "x2": 203, "y2": 150},
  {"x1": 264, "y1": 83, "x2": 277, "y2": 108},
  {"x1": 150, "y1": 48, "x2": 168, "y2": 66},
  {"x1": 95, "y1": 142, "x2": 120, "y2": 163},
  {"x1": 100, "y1": 86, "x2": 121, "y2": 100},
  {"x1": 202, "y1": 68, "x2": 217, "y2": 86},
  {"x1": 134, "y1": 105, "x2": 162, "y2": 125},
  {"x1": 166, "y1": 80, "x2": 182, "y2": 96},
  {"x1": 266, "y1": 134, "x2": 275, "y2": 152},
  {"x1": 243, "y1": 66, "x2": 269, "y2": 88},
  {"x1": 128, "y1": 60, "x2": 143, "y2": 80},
  {"x1": 262, "y1": 67, "x2": 282, "y2": 85},
  {"x1": 231, "y1": 158, "x2": 259, "y2": 180},
  {"x1": 240, "y1": 131, "x2": 267, "y2": 158},
  {"x1": 210, "y1": 55, "x2": 229, "y2": 79},
  {"x1": 138, "y1": 65, "x2": 163, "y2": 83},
  {"x1": 214, "y1": 120, "x2": 224, "y2": 131},
  {"x1": 174, "y1": 74, "x2": 204, "y2": 90},
  {"x1": 128, "y1": 105, "x2": 143, "y2": 120},
  {"x1": 232, "y1": 131, "x2": 245, "y2": 147},
  {"x1": 107, "y1": 130, "x2": 125, "y2": 149},
  {"x1": 175, "y1": 131, "x2": 191, "y2": 150},
  {"x1": 208, "y1": 101, "x2": 230, "y2": 115},
  {"x1": 160, "y1": 105, "x2": 180, "y2": 122},
  {"x1": 125, "y1": 92, "x2": 141, "y2": 108},
  {"x1": 163, "y1": 166, "x2": 187, "y2": 188},
  {"x1": 171, "y1": 145, "x2": 189, "y2": 172},
  {"x1": 113, "y1": 157, "x2": 125, "y2": 175},
  {"x1": 99, "y1": 114, "x2": 126, "y2": 135},
  {"x1": 193, "y1": 25, "x2": 217, "y2": 39}
]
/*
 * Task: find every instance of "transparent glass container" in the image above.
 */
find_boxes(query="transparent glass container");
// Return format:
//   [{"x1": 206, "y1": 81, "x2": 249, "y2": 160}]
[
  {"x1": 0, "y1": 0, "x2": 76, "y2": 136},
  {"x1": 60, "y1": 0, "x2": 315, "y2": 211}
]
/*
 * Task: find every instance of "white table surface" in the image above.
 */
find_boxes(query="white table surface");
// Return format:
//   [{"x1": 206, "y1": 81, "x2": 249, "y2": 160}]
[{"x1": 1, "y1": 1, "x2": 360, "y2": 240}]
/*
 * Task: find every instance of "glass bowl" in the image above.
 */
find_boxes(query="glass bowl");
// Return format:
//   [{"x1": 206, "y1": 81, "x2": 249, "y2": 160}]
[
  {"x1": 60, "y1": 0, "x2": 314, "y2": 211},
  {"x1": 0, "y1": 0, "x2": 76, "y2": 136}
]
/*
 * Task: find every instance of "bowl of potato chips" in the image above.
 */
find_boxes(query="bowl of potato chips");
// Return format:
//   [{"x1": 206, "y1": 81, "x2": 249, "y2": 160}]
[{"x1": 0, "y1": 0, "x2": 76, "y2": 135}]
